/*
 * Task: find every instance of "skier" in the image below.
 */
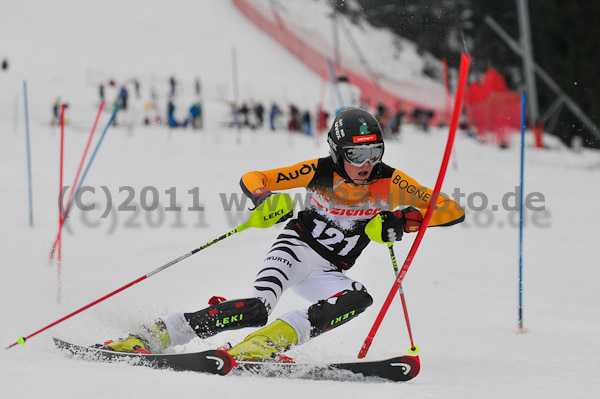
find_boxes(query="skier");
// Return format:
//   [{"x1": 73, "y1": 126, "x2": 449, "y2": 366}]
[{"x1": 101, "y1": 107, "x2": 465, "y2": 361}]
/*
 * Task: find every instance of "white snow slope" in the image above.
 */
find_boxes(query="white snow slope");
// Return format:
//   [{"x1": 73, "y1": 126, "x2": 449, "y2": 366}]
[{"x1": 1, "y1": 1, "x2": 600, "y2": 398}]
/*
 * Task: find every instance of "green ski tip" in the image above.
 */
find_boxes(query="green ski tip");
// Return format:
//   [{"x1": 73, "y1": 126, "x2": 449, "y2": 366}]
[{"x1": 17, "y1": 336, "x2": 26, "y2": 347}]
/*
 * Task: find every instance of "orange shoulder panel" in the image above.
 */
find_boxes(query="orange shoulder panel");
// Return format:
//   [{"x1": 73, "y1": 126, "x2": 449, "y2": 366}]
[
  {"x1": 241, "y1": 159, "x2": 319, "y2": 192},
  {"x1": 387, "y1": 169, "x2": 464, "y2": 226}
]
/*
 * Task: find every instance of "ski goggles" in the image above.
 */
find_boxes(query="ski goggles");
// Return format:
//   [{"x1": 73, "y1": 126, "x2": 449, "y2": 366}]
[{"x1": 342, "y1": 143, "x2": 384, "y2": 167}]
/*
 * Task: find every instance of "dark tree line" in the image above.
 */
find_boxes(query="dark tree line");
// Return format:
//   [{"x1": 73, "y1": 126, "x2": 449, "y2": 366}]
[{"x1": 331, "y1": 0, "x2": 600, "y2": 148}]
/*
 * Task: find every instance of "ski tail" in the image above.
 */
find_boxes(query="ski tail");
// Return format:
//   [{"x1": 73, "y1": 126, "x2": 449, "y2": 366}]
[{"x1": 54, "y1": 338, "x2": 235, "y2": 376}]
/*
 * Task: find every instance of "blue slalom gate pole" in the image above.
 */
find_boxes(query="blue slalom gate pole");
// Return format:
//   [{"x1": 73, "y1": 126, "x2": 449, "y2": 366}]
[
  {"x1": 23, "y1": 81, "x2": 33, "y2": 227},
  {"x1": 518, "y1": 92, "x2": 526, "y2": 332},
  {"x1": 49, "y1": 105, "x2": 119, "y2": 259},
  {"x1": 70, "y1": 104, "x2": 118, "y2": 214},
  {"x1": 327, "y1": 58, "x2": 344, "y2": 111}
]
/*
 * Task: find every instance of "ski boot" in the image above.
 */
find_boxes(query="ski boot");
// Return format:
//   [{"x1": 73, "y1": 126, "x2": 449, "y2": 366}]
[
  {"x1": 98, "y1": 319, "x2": 171, "y2": 354},
  {"x1": 98, "y1": 335, "x2": 151, "y2": 354},
  {"x1": 142, "y1": 319, "x2": 171, "y2": 351},
  {"x1": 228, "y1": 319, "x2": 297, "y2": 361}
]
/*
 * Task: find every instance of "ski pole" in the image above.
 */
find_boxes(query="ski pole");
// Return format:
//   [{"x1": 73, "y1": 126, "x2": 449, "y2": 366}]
[
  {"x1": 6, "y1": 194, "x2": 294, "y2": 350},
  {"x1": 518, "y1": 92, "x2": 526, "y2": 333},
  {"x1": 358, "y1": 52, "x2": 470, "y2": 359},
  {"x1": 364, "y1": 218, "x2": 418, "y2": 354},
  {"x1": 388, "y1": 244, "x2": 418, "y2": 354}
]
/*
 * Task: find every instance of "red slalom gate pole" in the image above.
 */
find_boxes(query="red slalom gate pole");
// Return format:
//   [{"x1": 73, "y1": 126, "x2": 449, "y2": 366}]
[
  {"x1": 50, "y1": 101, "x2": 105, "y2": 262},
  {"x1": 59, "y1": 103, "x2": 65, "y2": 226},
  {"x1": 358, "y1": 53, "x2": 471, "y2": 359},
  {"x1": 57, "y1": 104, "x2": 66, "y2": 302},
  {"x1": 59, "y1": 103, "x2": 65, "y2": 225}
]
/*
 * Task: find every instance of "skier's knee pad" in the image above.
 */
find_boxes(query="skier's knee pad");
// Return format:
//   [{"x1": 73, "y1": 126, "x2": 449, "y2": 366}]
[
  {"x1": 307, "y1": 288, "x2": 373, "y2": 337},
  {"x1": 184, "y1": 298, "x2": 268, "y2": 339}
]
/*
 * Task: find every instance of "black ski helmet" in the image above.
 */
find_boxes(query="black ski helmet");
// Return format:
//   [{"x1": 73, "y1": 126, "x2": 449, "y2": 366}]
[{"x1": 327, "y1": 107, "x2": 385, "y2": 183}]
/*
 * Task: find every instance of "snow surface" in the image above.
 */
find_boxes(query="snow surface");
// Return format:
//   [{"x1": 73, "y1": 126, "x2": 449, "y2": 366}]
[{"x1": 1, "y1": 1, "x2": 600, "y2": 398}]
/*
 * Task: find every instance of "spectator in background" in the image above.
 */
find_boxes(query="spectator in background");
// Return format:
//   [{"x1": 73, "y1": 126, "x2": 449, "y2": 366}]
[
  {"x1": 195, "y1": 78, "x2": 201, "y2": 96},
  {"x1": 169, "y1": 75, "x2": 177, "y2": 97},
  {"x1": 150, "y1": 87, "x2": 160, "y2": 124},
  {"x1": 51, "y1": 100, "x2": 70, "y2": 126},
  {"x1": 51, "y1": 98, "x2": 61, "y2": 126},
  {"x1": 419, "y1": 109, "x2": 434, "y2": 132},
  {"x1": 459, "y1": 106, "x2": 476, "y2": 138},
  {"x1": 133, "y1": 79, "x2": 141, "y2": 99},
  {"x1": 254, "y1": 102, "x2": 265, "y2": 128},
  {"x1": 118, "y1": 86, "x2": 129, "y2": 111},
  {"x1": 239, "y1": 103, "x2": 250, "y2": 127},
  {"x1": 168, "y1": 98, "x2": 178, "y2": 127},
  {"x1": 390, "y1": 101, "x2": 406, "y2": 136},
  {"x1": 288, "y1": 104, "x2": 300, "y2": 131},
  {"x1": 1, "y1": 57, "x2": 8, "y2": 71},
  {"x1": 99, "y1": 84, "x2": 105, "y2": 103},
  {"x1": 317, "y1": 106, "x2": 329, "y2": 133},
  {"x1": 390, "y1": 110, "x2": 404, "y2": 136},
  {"x1": 143, "y1": 101, "x2": 153, "y2": 126},
  {"x1": 187, "y1": 102, "x2": 202, "y2": 130},
  {"x1": 376, "y1": 101, "x2": 387, "y2": 124},
  {"x1": 269, "y1": 103, "x2": 281, "y2": 131},
  {"x1": 411, "y1": 108, "x2": 434, "y2": 132},
  {"x1": 302, "y1": 110, "x2": 312, "y2": 136}
]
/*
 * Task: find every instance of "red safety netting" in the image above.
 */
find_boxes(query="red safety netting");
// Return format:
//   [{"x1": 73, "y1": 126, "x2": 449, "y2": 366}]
[
  {"x1": 464, "y1": 67, "x2": 521, "y2": 146},
  {"x1": 233, "y1": 0, "x2": 445, "y2": 124}
]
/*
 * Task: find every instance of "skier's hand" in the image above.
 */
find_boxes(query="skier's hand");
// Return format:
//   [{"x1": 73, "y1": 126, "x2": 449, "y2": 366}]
[
  {"x1": 379, "y1": 207, "x2": 423, "y2": 242},
  {"x1": 257, "y1": 189, "x2": 293, "y2": 224},
  {"x1": 379, "y1": 211, "x2": 405, "y2": 242},
  {"x1": 401, "y1": 207, "x2": 423, "y2": 233}
]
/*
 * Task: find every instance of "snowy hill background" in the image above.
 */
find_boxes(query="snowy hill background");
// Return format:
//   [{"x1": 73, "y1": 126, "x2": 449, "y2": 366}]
[{"x1": 1, "y1": 1, "x2": 600, "y2": 398}]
